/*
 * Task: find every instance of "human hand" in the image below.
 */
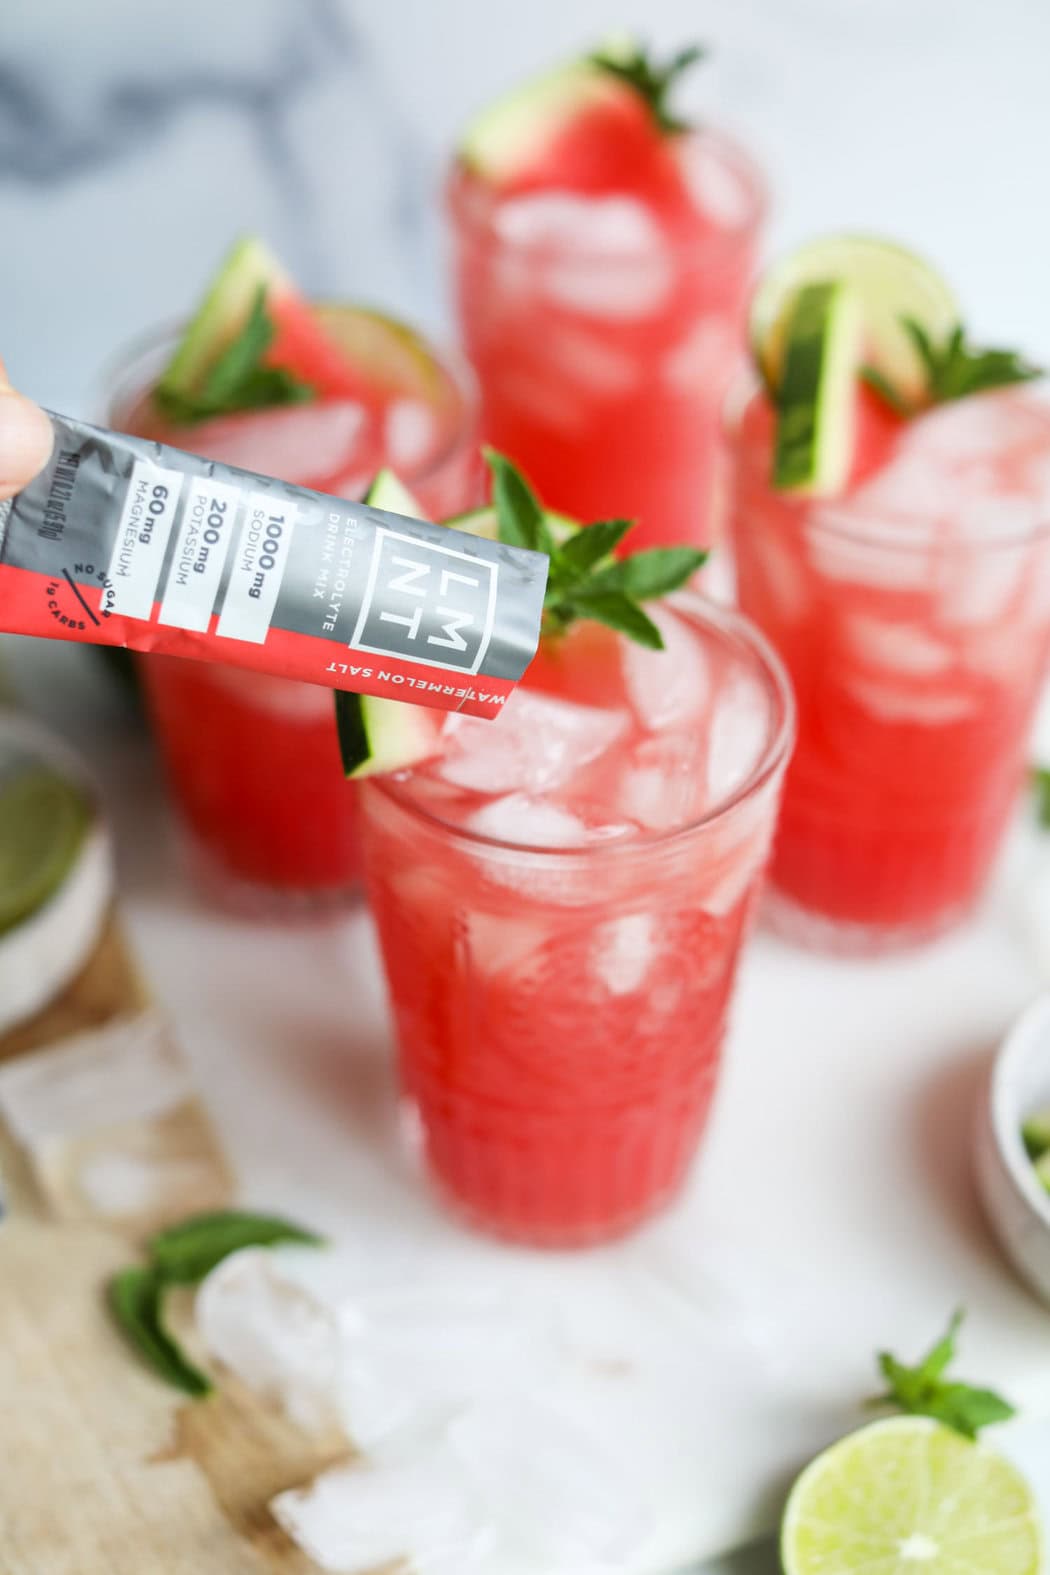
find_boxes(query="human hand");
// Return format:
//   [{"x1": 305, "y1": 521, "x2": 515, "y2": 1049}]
[{"x1": 0, "y1": 358, "x2": 54, "y2": 502}]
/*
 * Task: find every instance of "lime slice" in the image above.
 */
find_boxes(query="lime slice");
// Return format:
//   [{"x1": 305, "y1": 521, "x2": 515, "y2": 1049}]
[
  {"x1": 782, "y1": 1417, "x2": 1041, "y2": 1575},
  {"x1": 752, "y1": 234, "x2": 959, "y2": 410},
  {"x1": 363, "y1": 468, "x2": 423, "y2": 519},
  {"x1": 773, "y1": 279, "x2": 862, "y2": 495},
  {"x1": 443, "y1": 504, "x2": 580, "y2": 546},
  {"x1": 312, "y1": 303, "x2": 448, "y2": 405},
  {"x1": 0, "y1": 767, "x2": 92, "y2": 935}
]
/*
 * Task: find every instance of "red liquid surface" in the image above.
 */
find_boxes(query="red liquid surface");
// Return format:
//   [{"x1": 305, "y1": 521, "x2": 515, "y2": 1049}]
[
  {"x1": 731, "y1": 389, "x2": 1050, "y2": 948},
  {"x1": 361, "y1": 602, "x2": 791, "y2": 1243},
  {"x1": 122, "y1": 311, "x2": 481, "y2": 902},
  {"x1": 449, "y1": 130, "x2": 764, "y2": 551}
]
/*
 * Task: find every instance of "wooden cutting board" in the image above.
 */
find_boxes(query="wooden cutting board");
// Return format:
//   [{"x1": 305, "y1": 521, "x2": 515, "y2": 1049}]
[{"x1": 0, "y1": 917, "x2": 350, "y2": 1575}]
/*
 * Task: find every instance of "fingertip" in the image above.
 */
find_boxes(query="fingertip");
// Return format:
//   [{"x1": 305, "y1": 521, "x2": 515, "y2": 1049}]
[{"x1": 0, "y1": 391, "x2": 53, "y2": 499}]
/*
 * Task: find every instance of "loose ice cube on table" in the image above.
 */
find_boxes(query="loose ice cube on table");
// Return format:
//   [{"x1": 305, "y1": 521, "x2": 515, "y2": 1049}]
[
  {"x1": 436, "y1": 691, "x2": 627, "y2": 794},
  {"x1": 272, "y1": 1453, "x2": 495, "y2": 1575},
  {"x1": 449, "y1": 1399, "x2": 652, "y2": 1571},
  {"x1": 195, "y1": 1248, "x2": 344, "y2": 1433},
  {"x1": 621, "y1": 603, "x2": 712, "y2": 731}
]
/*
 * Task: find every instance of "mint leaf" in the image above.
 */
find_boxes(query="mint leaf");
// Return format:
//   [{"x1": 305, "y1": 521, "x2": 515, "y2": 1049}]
[
  {"x1": 148, "y1": 1208, "x2": 325, "y2": 1285},
  {"x1": 155, "y1": 287, "x2": 315, "y2": 424},
  {"x1": 561, "y1": 590, "x2": 663, "y2": 649},
  {"x1": 1033, "y1": 766, "x2": 1050, "y2": 828},
  {"x1": 108, "y1": 1266, "x2": 212, "y2": 1397},
  {"x1": 552, "y1": 518, "x2": 633, "y2": 583},
  {"x1": 903, "y1": 318, "x2": 1042, "y2": 407},
  {"x1": 867, "y1": 1310, "x2": 1015, "y2": 1441},
  {"x1": 583, "y1": 546, "x2": 707, "y2": 601},
  {"x1": 485, "y1": 449, "x2": 553, "y2": 556},
  {"x1": 591, "y1": 41, "x2": 706, "y2": 134}
]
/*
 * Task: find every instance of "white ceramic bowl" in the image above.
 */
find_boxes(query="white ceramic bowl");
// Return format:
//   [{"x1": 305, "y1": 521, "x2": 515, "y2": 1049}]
[{"x1": 975, "y1": 994, "x2": 1050, "y2": 1306}]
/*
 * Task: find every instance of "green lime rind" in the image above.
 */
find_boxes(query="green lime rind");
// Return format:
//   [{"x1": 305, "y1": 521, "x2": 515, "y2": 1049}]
[
  {"x1": 782, "y1": 1416, "x2": 1041, "y2": 1575},
  {"x1": 752, "y1": 233, "x2": 959, "y2": 411},
  {"x1": 363, "y1": 468, "x2": 424, "y2": 519},
  {"x1": 0, "y1": 767, "x2": 92, "y2": 936},
  {"x1": 773, "y1": 279, "x2": 862, "y2": 495}
]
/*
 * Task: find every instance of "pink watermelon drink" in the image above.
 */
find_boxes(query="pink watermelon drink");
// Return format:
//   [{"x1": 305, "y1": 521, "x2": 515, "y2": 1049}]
[
  {"x1": 730, "y1": 236, "x2": 1050, "y2": 952},
  {"x1": 355, "y1": 460, "x2": 794, "y2": 1245},
  {"x1": 109, "y1": 240, "x2": 480, "y2": 908},
  {"x1": 448, "y1": 41, "x2": 765, "y2": 552}
]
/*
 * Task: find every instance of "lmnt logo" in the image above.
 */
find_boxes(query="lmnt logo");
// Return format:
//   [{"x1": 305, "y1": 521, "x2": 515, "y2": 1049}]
[{"x1": 350, "y1": 527, "x2": 498, "y2": 674}]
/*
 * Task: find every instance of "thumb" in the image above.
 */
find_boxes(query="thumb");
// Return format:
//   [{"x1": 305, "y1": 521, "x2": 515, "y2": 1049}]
[{"x1": 0, "y1": 357, "x2": 54, "y2": 502}]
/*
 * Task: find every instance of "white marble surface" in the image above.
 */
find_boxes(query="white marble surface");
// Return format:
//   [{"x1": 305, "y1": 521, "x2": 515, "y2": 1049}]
[{"x1": 4, "y1": 0, "x2": 1050, "y2": 413}]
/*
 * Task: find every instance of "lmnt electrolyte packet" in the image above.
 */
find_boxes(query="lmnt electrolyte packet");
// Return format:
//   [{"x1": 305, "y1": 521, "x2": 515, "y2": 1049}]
[{"x1": 0, "y1": 412, "x2": 549, "y2": 718}]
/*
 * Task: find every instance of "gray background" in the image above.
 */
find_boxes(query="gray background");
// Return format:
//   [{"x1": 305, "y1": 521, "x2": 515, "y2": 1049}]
[{"x1": 3, "y1": 0, "x2": 1050, "y2": 413}]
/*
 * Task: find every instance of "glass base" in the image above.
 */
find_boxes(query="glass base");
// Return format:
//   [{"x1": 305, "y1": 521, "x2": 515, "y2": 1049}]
[
  {"x1": 182, "y1": 831, "x2": 363, "y2": 921},
  {"x1": 427, "y1": 1170, "x2": 686, "y2": 1249},
  {"x1": 762, "y1": 884, "x2": 975, "y2": 958}
]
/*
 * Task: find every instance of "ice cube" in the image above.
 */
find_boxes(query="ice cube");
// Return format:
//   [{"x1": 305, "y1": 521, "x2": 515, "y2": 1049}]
[
  {"x1": 462, "y1": 910, "x2": 545, "y2": 978},
  {"x1": 210, "y1": 669, "x2": 337, "y2": 722},
  {"x1": 661, "y1": 316, "x2": 740, "y2": 395},
  {"x1": 272, "y1": 1453, "x2": 495, "y2": 1575},
  {"x1": 449, "y1": 1400, "x2": 652, "y2": 1571},
  {"x1": 385, "y1": 398, "x2": 437, "y2": 474},
  {"x1": 845, "y1": 675, "x2": 977, "y2": 725},
  {"x1": 339, "y1": 1282, "x2": 555, "y2": 1451},
  {"x1": 436, "y1": 691, "x2": 628, "y2": 794},
  {"x1": 706, "y1": 673, "x2": 770, "y2": 806},
  {"x1": 468, "y1": 793, "x2": 586, "y2": 849},
  {"x1": 912, "y1": 389, "x2": 1050, "y2": 462},
  {"x1": 195, "y1": 1248, "x2": 344, "y2": 1433},
  {"x1": 677, "y1": 136, "x2": 757, "y2": 229},
  {"x1": 182, "y1": 401, "x2": 371, "y2": 485},
  {"x1": 616, "y1": 730, "x2": 707, "y2": 831},
  {"x1": 541, "y1": 322, "x2": 640, "y2": 396},
  {"x1": 495, "y1": 191, "x2": 662, "y2": 253},
  {"x1": 956, "y1": 494, "x2": 1044, "y2": 544},
  {"x1": 940, "y1": 540, "x2": 1028, "y2": 626},
  {"x1": 746, "y1": 519, "x2": 811, "y2": 624},
  {"x1": 840, "y1": 614, "x2": 952, "y2": 677},
  {"x1": 591, "y1": 912, "x2": 656, "y2": 996},
  {"x1": 806, "y1": 511, "x2": 935, "y2": 593},
  {"x1": 544, "y1": 252, "x2": 673, "y2": 320},
  {"x1": 621, "y1": 603, "x2": 712, "y2": 731}
]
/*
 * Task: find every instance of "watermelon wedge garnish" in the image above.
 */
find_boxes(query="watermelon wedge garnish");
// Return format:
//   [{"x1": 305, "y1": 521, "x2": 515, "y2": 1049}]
[{"x1": 457, "y1": 38, "x2": 706, "y2": 200}]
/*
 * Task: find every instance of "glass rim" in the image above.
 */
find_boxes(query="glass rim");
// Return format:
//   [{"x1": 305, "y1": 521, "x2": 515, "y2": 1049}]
[
  {"x1": 369, "y1": 591, "x2": 796, "y2": 862},
  {"x1": 726, "y1": 373, "x2": 1050, "y2": 554},
  {"x1": 96, "y1": 306, "x2": 482, "y2": 496},
  {"x1": 444, "y1": 125, "x2": 768, "y2": 269}
]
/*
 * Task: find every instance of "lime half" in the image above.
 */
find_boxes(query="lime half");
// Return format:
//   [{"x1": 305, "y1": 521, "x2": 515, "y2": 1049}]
[
  {"x1": 782, "y1": 1417, "x2": 1041, "y2": 1575},
  {"x1": 0, "y1": 767, "x2": 92, "y2": 935},
  {"x1": 751, "y1": 234, "x2": 958, "y2": 410}
]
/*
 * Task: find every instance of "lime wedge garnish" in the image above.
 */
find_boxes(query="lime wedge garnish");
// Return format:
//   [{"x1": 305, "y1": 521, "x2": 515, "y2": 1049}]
[
  {"x1": 0, "y1": 767, "x2": 92, "y2": 934},
  {"x1": 752, "y1": 234, "x2": 958, "y2": 411},
  {"x1": 772, "y1": 279, "x2": 862, "y2": 495},
  {"x1": 782, "y1": 1417, "x2": 1041, "y2": 1575}
]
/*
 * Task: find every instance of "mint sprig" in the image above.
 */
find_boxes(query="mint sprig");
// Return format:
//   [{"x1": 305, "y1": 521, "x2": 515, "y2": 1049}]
[
  {"x1": 863, "y1": 319, "x2": 1042, "y2": 417},
  {"x1": 108, "y1": 1208, "x2": 325, "y2": 1397},
  {"x1": 484, "y1": 450, "x2": 707, "y2": 650},
  {"x1": 867, "y1": 1310, "x2": 1015, "y2": 1441},
  {"x1": 590, "y1": 41, "x2": 706, "y2": 134},
  {"x1": 155, "y1": 287, "x2": 315, "y2": 424}
]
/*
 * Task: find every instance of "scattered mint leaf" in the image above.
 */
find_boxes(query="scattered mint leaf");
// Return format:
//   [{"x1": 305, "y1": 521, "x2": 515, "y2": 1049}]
[
  {"x1": 483, "y1": 450, "x2": 707, "y2": 649},
  {"x1": 155, "y1": 287, "x2": 315, "y2": 424},
  {"x1": 484, "y1": 448, "x2": 554, "y2": 556},
  {"x1": 107, "y1": 1206, "x2": 324, "y2": 1398},
  {"x1": 867, "y1": 1310, "x2": 1015, "y2": 1441},
  {"x1": 108, "y1": 1266, "x2": 212, "y2": 1398},
  {"x1": 591, "y1": 40, "x2": 706, "y2": 134},
  {"x1": 859, "y1": 364, "x2": 912, "y2": 417},
  {"x1": 904, "y1": 318, "x2": 1042, "y2": 407},
  {"x1": 1033, "y1": 766, "x2": 1050, "y2": 829},
  {"x1": 147, "y1": 1208, "x2": 326, "y2": 1285}
]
